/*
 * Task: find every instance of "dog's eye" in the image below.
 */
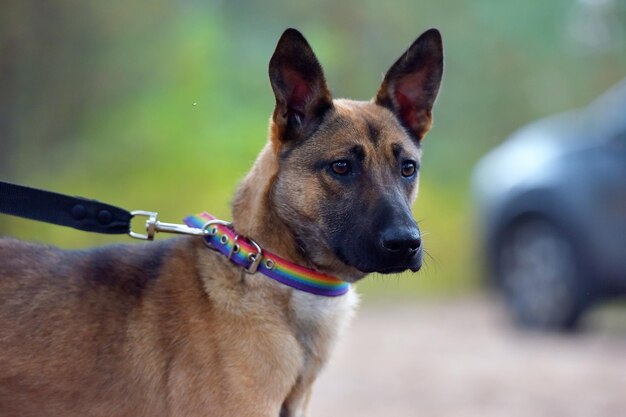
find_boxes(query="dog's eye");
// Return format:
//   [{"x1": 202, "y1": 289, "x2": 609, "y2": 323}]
[
  {"x1": 401, "y1": 161, "x2": 417, "y2": 177},
  {"x1": 330, "y1": 160, "x2": 351, "y2": 176}
]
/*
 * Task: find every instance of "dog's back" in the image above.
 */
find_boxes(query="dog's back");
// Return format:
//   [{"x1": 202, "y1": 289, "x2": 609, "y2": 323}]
[{"x1": 0, "y1": 239, "x2": 190, "y2": 416}]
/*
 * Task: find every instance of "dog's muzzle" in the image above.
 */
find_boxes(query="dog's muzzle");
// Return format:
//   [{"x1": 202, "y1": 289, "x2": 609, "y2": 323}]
[{"x1": 377, "y1": 225, "x2": 423, "y2": 273}]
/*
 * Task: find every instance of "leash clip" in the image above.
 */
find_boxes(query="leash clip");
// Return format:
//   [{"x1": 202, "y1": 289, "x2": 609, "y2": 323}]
[
  {"x1": 129, "y1": 211, "x2": 158, "y2": 240},
  {"x1": 130, "y1": 211, "x2": 206, "y2": 240}
]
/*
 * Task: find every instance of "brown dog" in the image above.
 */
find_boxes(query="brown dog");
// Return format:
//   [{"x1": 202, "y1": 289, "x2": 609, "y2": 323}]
[{"x1": 0, "y1": 28, "x2": 443, "y2": 417}]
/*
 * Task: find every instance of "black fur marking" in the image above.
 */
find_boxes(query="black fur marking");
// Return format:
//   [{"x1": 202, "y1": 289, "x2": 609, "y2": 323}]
[
  {"x1": 391, "y1": 143, "x2": 403, "y2": 160},
  {"x1": 350, "y1": 145, "x2": 365, "y2": 161},
  {"x1": 366, "y1": 120, "x2": 380, "y2": 146},
  {"x1": 280, "y1": 142, "x2": 298, "y2": 161},
  {"x1": 313, "y1": 159, "x2": 329, "y2": 171},
  {"x1": 78, "y1": 240, "x2": 173, "y2": 299}
]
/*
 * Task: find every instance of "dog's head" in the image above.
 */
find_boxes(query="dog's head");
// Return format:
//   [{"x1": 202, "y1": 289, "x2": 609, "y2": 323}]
[{"x1": 266, "y1": 28, "x2": 443, "y2": 281}]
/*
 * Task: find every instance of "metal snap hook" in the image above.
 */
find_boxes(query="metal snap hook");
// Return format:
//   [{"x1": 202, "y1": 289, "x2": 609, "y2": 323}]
[{"x1": 129, "y1": 211, "x2": 158, "y2": 240}]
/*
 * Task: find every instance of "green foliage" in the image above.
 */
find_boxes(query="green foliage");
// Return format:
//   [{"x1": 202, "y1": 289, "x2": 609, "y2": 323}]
[{"x1": 2, "y1": 0, "x2": 625, "y2": 298}]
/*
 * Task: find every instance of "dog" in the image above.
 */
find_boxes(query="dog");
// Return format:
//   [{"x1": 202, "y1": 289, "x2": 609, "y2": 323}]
[{"x1": 0, "y1": 28, "x2": 443, "y2": 417}]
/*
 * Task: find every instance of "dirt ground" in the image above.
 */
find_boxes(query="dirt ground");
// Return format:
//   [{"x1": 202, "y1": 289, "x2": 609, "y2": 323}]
[{"x1": 309, "y1": 296, "x2": 626, "y2": 417}]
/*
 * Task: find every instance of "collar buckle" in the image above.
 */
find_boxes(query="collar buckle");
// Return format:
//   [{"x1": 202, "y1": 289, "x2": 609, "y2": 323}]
[{"x1": 244, "y1": 237, "x2": 263, "y2": 274}]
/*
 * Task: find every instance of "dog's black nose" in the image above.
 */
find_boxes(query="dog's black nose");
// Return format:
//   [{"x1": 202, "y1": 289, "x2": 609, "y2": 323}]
[{"x1": 381, "y1": 227, "x2": 421, "y2": 256}]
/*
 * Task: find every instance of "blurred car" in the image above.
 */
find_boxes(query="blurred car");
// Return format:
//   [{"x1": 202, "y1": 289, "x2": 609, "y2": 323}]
[{"x1": 473, "y1": 79, "x2": 626, "y2": 330}]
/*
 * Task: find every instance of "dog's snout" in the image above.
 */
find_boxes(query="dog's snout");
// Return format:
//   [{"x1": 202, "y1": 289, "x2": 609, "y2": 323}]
[{"x1": 381, "y1": 227, "x2": 421, "y2": 255}]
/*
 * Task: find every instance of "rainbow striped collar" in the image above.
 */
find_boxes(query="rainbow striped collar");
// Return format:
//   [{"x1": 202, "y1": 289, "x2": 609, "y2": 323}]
[{"x1": 184, "y1": 213, "x2": 350, "y2": 297}]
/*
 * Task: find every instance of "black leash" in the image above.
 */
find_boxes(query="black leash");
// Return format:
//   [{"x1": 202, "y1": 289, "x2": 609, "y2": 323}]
[
  {"x1": 0, "y1": 181, "x2": 132, "y2": 234},
  {"x1": 0, "y1": 180, "x2": 205, "y2": 240}
]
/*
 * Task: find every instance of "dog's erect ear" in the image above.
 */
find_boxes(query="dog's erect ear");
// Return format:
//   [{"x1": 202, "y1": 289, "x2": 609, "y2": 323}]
[
  {"x1": 269, "y1": 28, "x2": 333, "y2": 143},
  {"x1": 375, "y1": 29, "x2": 443, "y2": 142}
]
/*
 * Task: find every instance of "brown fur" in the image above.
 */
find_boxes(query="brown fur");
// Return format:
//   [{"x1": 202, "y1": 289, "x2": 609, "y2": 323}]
[{"x1": 0, "y1": 28, "x2": 443, "y2": 417}]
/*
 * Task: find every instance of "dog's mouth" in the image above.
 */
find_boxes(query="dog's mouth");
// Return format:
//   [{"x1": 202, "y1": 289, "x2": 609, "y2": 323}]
[
  {"x1": 374, "y1": 266, "x2": 415, "y2": 274},
  {"x1": 335, "y1": 247, "x2": 423, "y2": 279},
  {"x1": 356, "y1": 261, "x2": 422, "y2": 275}
]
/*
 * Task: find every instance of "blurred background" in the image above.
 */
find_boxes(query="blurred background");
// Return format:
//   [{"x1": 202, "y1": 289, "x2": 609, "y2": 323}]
[{"x1": 1, "y1": 0, "x2": 626, "y2": 415}]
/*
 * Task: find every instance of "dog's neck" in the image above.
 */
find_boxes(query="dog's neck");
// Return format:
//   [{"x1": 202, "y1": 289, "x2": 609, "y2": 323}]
[{"x1": 231, "y1": 142, "x2": 311, "y2": 271}]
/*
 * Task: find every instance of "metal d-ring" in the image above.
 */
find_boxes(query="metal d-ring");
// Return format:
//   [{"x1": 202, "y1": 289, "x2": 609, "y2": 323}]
[{"x1": 201, "y1": 219, "x2": 233, "y2": 250}]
